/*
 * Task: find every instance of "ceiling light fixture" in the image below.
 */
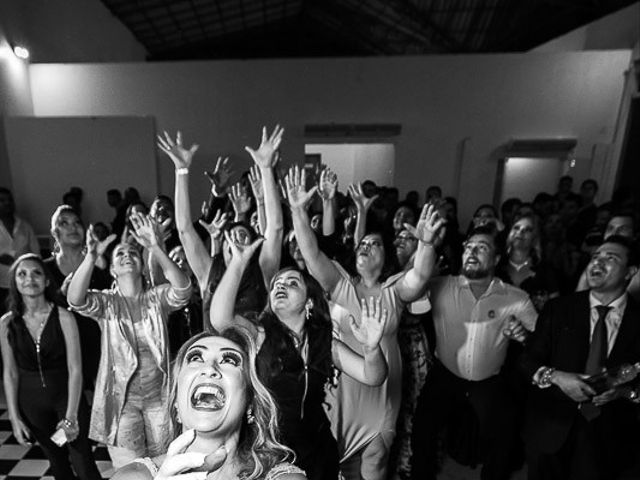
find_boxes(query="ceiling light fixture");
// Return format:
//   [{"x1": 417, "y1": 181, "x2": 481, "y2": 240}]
[{"x1": 13, "y1": 45, "x2": 29, "y2": 60}]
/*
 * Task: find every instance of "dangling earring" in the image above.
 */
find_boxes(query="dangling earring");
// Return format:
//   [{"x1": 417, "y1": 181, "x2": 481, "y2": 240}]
[
  {"x1": 246, "y1": 407, "x2": 255, "y2": 425},
  {"x1": 305, "y1": 300, "x2": 313, "y2": 320},
  {"x1": 174, "y1": 404, "x2": 182, "y2": 424}
]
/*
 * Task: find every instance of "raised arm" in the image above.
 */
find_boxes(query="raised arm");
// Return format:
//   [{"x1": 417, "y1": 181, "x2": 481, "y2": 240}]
[
  {"x1": 157, "y1": 131, "x2": 213, "y2": 292},
  {"x1": 318, "y1": 168, "x2": 338, "y2": 236},
  {"x1": 130, "y1": 212, "x2": 190, "y2": 290},
  {"x1": 198, "y1": 210, "x2": 227, "y2": 258},
  {"x1": 396, "y1": 204, "x2": 446, "y2": 302},
  {"x1": 248, "y1": 165, "x2": 266, "y2": 234},
  {"x1": 67, "y1": 225, "x2": 102, "y2": 306},
  {"x1": 209, "y1": 231, "x2": 263, "y2": 335},
  {"x1": 0, "y1": 315, "x2": 32, "y2": 447},
  {"x1": 348, "y1": 182, "x2": 378, "y2": 246},
  {"x1": 332, "y1": 296, "x2": 388, "y2": 385},
  {"x1": 286, "y1": 165, "x2": 341, "y2": 292},
  {"x1": 245, "y1": 125, "x2": 284, "y2": 285}
]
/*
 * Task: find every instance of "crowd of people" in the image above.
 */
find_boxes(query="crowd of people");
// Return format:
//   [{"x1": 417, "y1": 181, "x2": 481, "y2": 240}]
[{"x1": 0, "y1": 125, "x2": 639, "y2": 480}]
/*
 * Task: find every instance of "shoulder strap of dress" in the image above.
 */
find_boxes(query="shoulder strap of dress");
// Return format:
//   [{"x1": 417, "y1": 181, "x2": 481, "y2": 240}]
[{"x1": 265, "y1": 462, "x2": 305, "y2": 480}]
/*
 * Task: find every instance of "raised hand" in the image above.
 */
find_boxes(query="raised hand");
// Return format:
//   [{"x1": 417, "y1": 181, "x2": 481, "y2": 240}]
[
  {"x1": 351, "y1": 296, "x2": 388, "y2": 350},
  {"x1": 244, "y1": 125, "x2": 284, "y2": 168},
  {"x1": 285, "y1": 165, "x2": 317, "y2": 210},
  {"x1": 95, "y1": 232, "x2": 117, "y2": 258},
  {"x1": 157, "y1": 131, "x2": 199, "y2": 170},
  {"x1": 229, "y1": 182, "x2": 252, "y2": 218},
  {"x1": 224, "y1": 230, "x2": 264, "y2": 266},
  {"x1": 154, "y1": 429, "x2": 227, "y2": 480},
  {"x1": 198, "y1": 210, "x2": 228, "y2": 240},
  {"x1": 248, "y1": 165, "x2": 264, "y2": 203},
  {"x1": 348, "y1": 183, "x2": 378, "y2": 212},
  {"x1": 318, "y1": 167, "x2": 338, "y2": 201},
  {"x1": 406, "y1": 203, "x2": 447, "y2": 245},
  {"x1": 205, "y1": 156, "x2": 234, "y2": 197},
  {"x1": 129, "y1": 212, "x2": 159, "y2": 249}
]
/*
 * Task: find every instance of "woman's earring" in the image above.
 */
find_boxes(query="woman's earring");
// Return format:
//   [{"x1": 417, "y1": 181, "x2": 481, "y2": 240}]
[
  {"x1": 246, "y1": 407, "x2": 255, "y2": 425},
  {"x1": 174, "y1": 404, "x2": 182, "y2": 424},
  {"x1": 304, "y1": 300, "x2": 313, "y2": 320}
]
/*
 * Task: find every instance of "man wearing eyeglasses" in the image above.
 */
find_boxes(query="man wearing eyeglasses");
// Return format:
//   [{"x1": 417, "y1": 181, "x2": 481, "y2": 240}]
[{"x1": 410, "y1": 225, "x2": 537, "y2": 480}]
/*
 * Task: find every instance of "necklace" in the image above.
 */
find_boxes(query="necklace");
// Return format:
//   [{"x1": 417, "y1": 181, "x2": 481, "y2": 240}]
[{"x1": 509, "y1": 258, "x2": 531, "y2": 272}]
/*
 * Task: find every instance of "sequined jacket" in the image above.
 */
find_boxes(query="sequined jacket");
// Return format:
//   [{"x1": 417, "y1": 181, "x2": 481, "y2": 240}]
[{"x1": 70, "y1": 283, "x2": 192, "y2": 445}]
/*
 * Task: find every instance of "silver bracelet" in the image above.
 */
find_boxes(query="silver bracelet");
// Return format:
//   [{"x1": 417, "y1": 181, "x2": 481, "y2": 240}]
[
  {"x1": 539, "y1": 367, "x2": 555, "y2": 387},
  {"x1": 176, "y1": 167, "x2": 189, "y2": 175}
]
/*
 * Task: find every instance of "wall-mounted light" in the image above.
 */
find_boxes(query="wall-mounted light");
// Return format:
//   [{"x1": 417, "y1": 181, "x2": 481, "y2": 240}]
[{"x1": 12, "y1": 45, "x2": 29, "y2": 60}]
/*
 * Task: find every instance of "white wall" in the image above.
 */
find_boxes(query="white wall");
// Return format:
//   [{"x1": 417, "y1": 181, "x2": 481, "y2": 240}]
[
  {"x1": 306, "y1": 144, "x2": 394, "y2": 187},
  {"x1": 27, "y1": 51, "x2": 631, "y2": 225},
  {"x1": 4, "y1": 117, "x2": 158, "y2": 234},
  {"x1": 0, "y1": 0, "x2": 146, "y2": 63}
]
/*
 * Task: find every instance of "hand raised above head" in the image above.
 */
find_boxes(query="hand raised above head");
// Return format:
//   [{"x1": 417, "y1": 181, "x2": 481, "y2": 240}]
[
  {"x1": 205, "y1": 156, "x2": 234, "y2": 197},
  {"x1": 244, "y1": 125, "x2": 284, "y2": 168},
  {"x1": 410, "y1": 203, "x2": 447, "y2": 245},
  {"x1": 157, "y1": 131, "x2": 199, "y2": 170},
  {"x1": 318, "y1": 168, "x2": 338, "y2": 201},
  {"x1": 248, "y1": 165, "x2": 264, "y2": 201},
  {"x1": 224, "y1": 230, "x2": 264, "y2": 266},
  {"x1": 129, "y1": 212, "x2": 159, "y2": 249},
  {"x1": 285, "y1": 165, "x2": 317, "y2": 210},
  {"x1": 348, "y1": 183, "x2": 377, "y2": 212},
  {"x1": 229, "y1": 182, "x2": 252, "y2": 216},
  {"x1": 198, "y1": 210, "x2": 227, "y2": 240}
]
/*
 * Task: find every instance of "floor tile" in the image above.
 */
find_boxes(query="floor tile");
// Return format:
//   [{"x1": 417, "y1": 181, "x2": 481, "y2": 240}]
[
  {"x1": 0, "y1": 446, "x2": 29, "y2": 461},
  {"x1": 0, "y1": 461, "x2": 18, "y2": 476},
  {"x1": 8, "y1": 460, "x2": 50, "y2": 477}
]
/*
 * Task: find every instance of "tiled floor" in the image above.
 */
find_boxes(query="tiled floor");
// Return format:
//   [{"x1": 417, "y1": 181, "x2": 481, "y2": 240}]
[{"x1": 0, "y1": 406, "x2": 114, "y2": 480}]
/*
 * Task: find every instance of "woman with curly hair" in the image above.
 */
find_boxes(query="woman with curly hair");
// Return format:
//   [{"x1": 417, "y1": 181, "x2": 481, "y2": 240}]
[
  {"x1": 210, "y1": 229, "x2": 389, "y2": 480},
  {"x1": 112, "y1": 328, "x2": 306, "y2": 480}
]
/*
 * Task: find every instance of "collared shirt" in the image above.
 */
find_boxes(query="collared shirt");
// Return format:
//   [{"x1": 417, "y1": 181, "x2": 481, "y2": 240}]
[
  {"x1": 428, "y1": 275, "x2": 538, "y2": 381},
  {"x1": 69, "y1": 282, "x2": 191, "y2": 446},
  {"x1": 589, "y1": 291, "x2": 627, "y2": 355},
  {"x1": 0, "y1": 217, "x2": 39, "y2": 288}
]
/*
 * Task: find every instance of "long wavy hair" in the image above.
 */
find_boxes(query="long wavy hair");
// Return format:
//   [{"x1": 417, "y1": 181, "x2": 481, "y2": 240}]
[
  {"x1": 354, "y1": 231, "x2": 400, "y2": 283},
  {"x1": 169, "y1": 328, "x2": 293, "y2": 480},
  {"x1": 6, "y1": 254, "x2": 59, "y2": 316},
  {"x1": 506, "y1": 214, "x2": 542, "y2": 266}
]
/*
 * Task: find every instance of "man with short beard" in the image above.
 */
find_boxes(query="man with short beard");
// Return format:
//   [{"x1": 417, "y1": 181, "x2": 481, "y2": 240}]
[{"x1": 410, "y1": 225, "x2": 537, "y2": 480}]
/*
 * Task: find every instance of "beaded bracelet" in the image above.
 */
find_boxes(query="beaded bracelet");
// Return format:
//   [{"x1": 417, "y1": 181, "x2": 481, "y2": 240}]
[{"x1": 176, "y1": 167, "x2": 189, "y2": 175}]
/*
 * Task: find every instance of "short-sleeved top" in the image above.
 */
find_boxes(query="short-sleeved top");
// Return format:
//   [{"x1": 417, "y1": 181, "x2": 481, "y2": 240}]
[
  {"x1": 6, "y1": 306, "x2": 67, "y2": 375},
  {"x1": 427, "y1": 275, "x2": 538, "y2": 381},
  {"x1": 325, "y1": 261, "x2": 405, "y2": 461}
]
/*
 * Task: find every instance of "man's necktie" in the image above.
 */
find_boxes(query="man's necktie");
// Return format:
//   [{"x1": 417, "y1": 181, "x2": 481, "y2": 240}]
[{"x1": 581, "y1": 305, "x2": 611, "y2": 420}]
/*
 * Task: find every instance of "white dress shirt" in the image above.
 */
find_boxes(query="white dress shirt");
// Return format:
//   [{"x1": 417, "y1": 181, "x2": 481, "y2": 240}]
[
  {"x1": 589, "y1": 291, "x2": 627, "y2": 355},
  {"x1": 0, "y1": 216, "x2": 40, "y2": 288}
]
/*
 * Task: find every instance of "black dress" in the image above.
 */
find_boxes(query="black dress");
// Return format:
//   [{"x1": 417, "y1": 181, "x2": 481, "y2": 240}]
[
  {"x1": 256, "y1": 317, "x2": 339, "y2": 480},
  {"x1": 7, "y1": 307, "x2": 101, "y2": 480}
]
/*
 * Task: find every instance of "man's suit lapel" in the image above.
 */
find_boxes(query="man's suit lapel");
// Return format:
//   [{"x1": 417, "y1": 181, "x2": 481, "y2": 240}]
[
  {"x1": 608, "y1": 297, "x2": 640, "y2": 365},
  {"x1": 571, "y1": 292, "x2": 591, "y2": 369}
]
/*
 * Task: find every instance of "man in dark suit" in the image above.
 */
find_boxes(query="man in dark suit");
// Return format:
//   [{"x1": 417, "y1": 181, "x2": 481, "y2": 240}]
[{"x1": 521, "y1": 235, "x2": 640, "y2": 480}]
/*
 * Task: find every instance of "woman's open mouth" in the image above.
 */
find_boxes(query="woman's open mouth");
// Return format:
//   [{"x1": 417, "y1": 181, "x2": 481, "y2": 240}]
[{"x1": 190, "y1": 383, "x2": 226, "y2": 411}]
